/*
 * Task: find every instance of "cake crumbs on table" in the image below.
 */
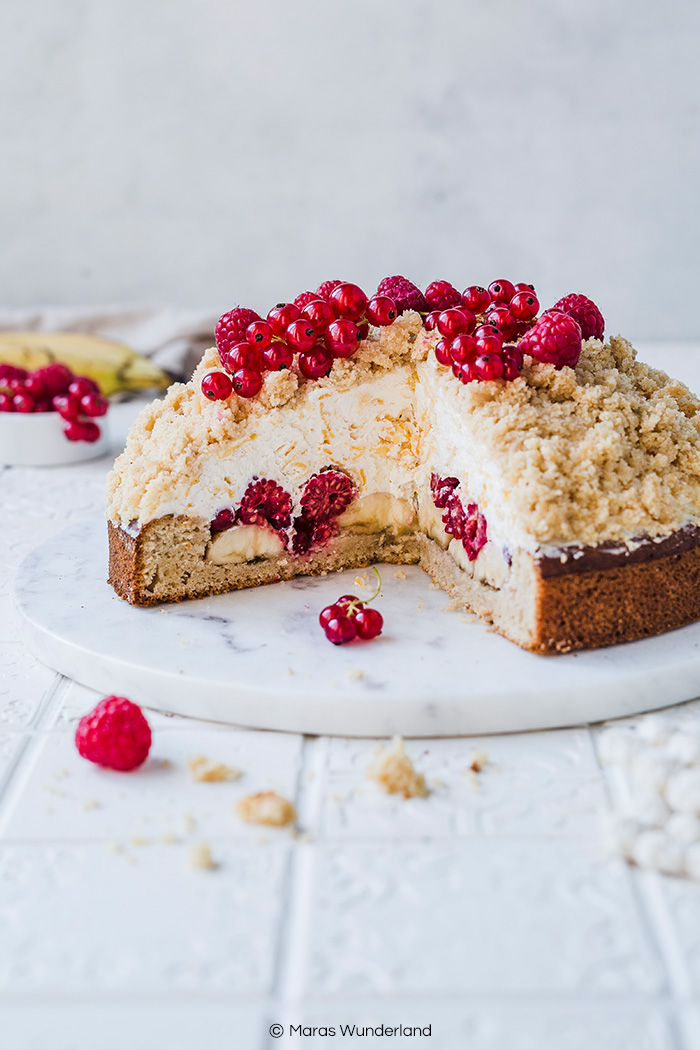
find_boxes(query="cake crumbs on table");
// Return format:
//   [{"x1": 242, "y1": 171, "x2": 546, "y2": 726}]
[
  {"x1": 345, "y1": 668, "x2": 364, "y2": 682},
  {"x1": 393, "y1": 569, "x2": 407, "y2": 580},
  {"x1": 82, "y1": 798, "x2": 100, "y2": 811},
  {"x1": 188, "y1": 842, "x2": 217, "y2": 871},
  {"x1": 188, "y1": 754, "x2": 243, "y2": 783},
  {"x1": 235, "y1": 790, "x2": 298, "y2": 827},
  {"x1": 367, "y1": 736, "x2": 429, "y2": 799}
]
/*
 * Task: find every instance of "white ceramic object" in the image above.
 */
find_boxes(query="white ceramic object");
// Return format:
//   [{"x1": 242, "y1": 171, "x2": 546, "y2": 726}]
[
  {"x1": 0, "y1": 410, "x2": 110, "y2": 466},
  {"x1": 13, "y1": 517, "x2": 700, "y2": 737}
]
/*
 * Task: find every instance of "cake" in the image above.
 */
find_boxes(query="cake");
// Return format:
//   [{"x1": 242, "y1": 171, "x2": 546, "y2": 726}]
[{"x1": 106, "y1": 277, "x2": 700, "y2": 653}]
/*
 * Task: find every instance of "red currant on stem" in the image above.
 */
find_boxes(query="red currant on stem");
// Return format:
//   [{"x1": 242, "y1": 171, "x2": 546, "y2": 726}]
[
  {"x1": 449, "y1": 334, "x2": 477, "y2": 364},
  {"x1": 365, "y1": 296, "x2": 397, "y2": 327},
  {"x1": 301, "y1": 299, "x2": 335, "y2": 333},
  {"x1": 325, "y1": 320, "x2": 360, "y2": 358},
  {"x1": 0, "y1": 393, "x2": 13, "y2": 412},
  {"x1": 328, "y1": 283, "x2": 368, "y2": 321},
  {"x1": 437, "y1": 308, "x2": 474, "y2": 339},
  {"x1": 424, "y1": 311, "x2": 440, "y2": 332},
  {"x1": 319, "y1": 567, "x2": 384, "y2": 645},
  {"x1": 232, "y1": 368, "x2": 263, "y2": 398},
  {"x1": 12, "y1": 392, "x2": 35, "y2": 413},
  {"x1": 68, "y1": 376, "x2": 99, "y2": 399},
  {"x1": 263, "y1": 342, "x2": 294, "y2": 371},
  {"x1": 80, "y1": 393, "x2": 109, "y2": 418},
  {"x1": 267, "y1": 303, "x2": 301, "y2": 336},
  {"x1": 461, "y1": 286, "x2": 491, "y2": 315},
  {"x1": 473, "y1": 353, "x2": 504, "y2": 381},
  {"x1": 246, "y1": 320, "x2": 273, "y2": 348},
  {"x1": 509, "y1": 291, "x2": 539, "y2": 322},
  {"x1": 225, "y1": 342, "x2": 264, "y2": 372},
  {"x1": 434, "y1": 339, "x2": 453, "y2": 366},
  {"x1": 285, "y1": 319, "x2": 317, "y2": 352},
  {"x1": 488, "y1": 279, "x2": 515, "y2": 304},
  {"x1": 299, "y1": 346, "x2": 333, "y2": 379}
]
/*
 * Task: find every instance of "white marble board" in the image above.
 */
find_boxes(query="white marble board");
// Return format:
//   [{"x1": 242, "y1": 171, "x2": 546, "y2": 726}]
[{"x1": 12, "y1": 517, "x2": 700, "y2": 736}]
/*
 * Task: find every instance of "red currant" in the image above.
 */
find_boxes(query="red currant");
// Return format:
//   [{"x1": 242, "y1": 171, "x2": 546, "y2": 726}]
[
  {"x1": 474, "y1": 323, "x2": 502, "y2": 340},
  {"x1": 301, "y1": 299, "x2": 335, "y2": 333},
  {"x1": 452, "y1": 361, "x2": 475, "y2": 383},
  {"x1": 319, "y1": 599, "x2": 357, "y2": 629},
  {"x1": 473, "y1": 353, "x2": 504, "y2": 381},
  {"x1": 365, "y1": 296, "x2": 397, "y2": 326},
  {"x1": 449, "y1": 334, "x2": 477, "y2": 364},
  {"x1": 328, "y1": 283, "x2": 368, "y2": 321},
  {"x1": 424, "y1": 311, "x2": 440, "y2": 332},
  {"x1": 355, "y1": 607, "x2": 383, "y2": 640},
  {"x1": 211, "y1": 508, "x2": 236, "y2": 531},
  {"x1": 12, "y1": 392, "x2": 35, "y2": 413},
  {"x1": 324, "y1": 614, "x2": 357, "y2": 645},
  {"x1": 202, "y1": 371, "x2": 233, "y2": 401},
  {"x1": 325, "y1": 320, "x2": 360, "y2": 358},
  {"x1": 513, "y1": 282, "x2": 536, "y2": 294},
  {"x1": 232, "y1": 368, "x2": 263, "y2": 398},
  {"x1": 267, "y1": 303, "x2": 301, "y2": 336},
  {"x1": 474, "y1": 334, "x2": 504, "y2": 357},
  {"x1": 485, "y1": 305, "x2": 517, "y2": 340},
  {"x1": 488, "y1": 279, "x2": 515, "y2": 304},
  {"x1": 437, "y1": 308, "x2": 474, "y2": 338},
  {"x1": 299, "y1": 346, "x2": 333, "y2": 379},
  {"x1": 501, "y1": 346, "x2": 524, "y2": 380},
  {"x1": 80, "y1": 394, "x2": 108, "y2": 418},
  {"x1": 0, "y1": 393, "x2": 13, "y2": 412},
  {"x1": 263, "y1": 343, "x2": 294, "y2": 371},
  {"x1": 285, "y1": 319, "x2": 317, "y2": 352},
  {"x1": 509, "y1": 291, "x2": 539, "y2": 322},
  {"x1": 68, "y1": 377, "x2": 99, "y2": 399},
  {"x1": 434, "y1": 339, "x2": 453, "y2": 366},
  {"x1": 24, "y1": 374, "x2": 47, "y2": 399},
  {"x1": 246, "y1": 320, "x2": 273, "y2": 347},
  {"x1": 64, "y1": 420, "x2": 100, "y2": 443},
  {"x1": 461, "y1": 286, "x2": 492, "y2": 314},
  {"x1": 224, "y1": 342, "x2": 264, "y2": 372},
  {"x1": 52, "y1": 393, "x2": 81, "y2": 420}
]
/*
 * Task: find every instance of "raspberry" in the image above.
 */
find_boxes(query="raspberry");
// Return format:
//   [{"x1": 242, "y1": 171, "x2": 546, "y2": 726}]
[
  {"x1": 376, "y1": 276, "x2": 428, "y2": 314},
  {"x1": 216, "y1": 308, "x2": 262, "y2": 361},
  {"x1": 75, "y1": 696, "x2": 152, "y2": 771},
  {"x1": 291, "y1": 515, "x2": 337, "y2": 554},
  {"x1": 519, "y1": 311, "x2": 582, "y2": 369},
  {"x1": 430, "y1": 473, "x2": 459, "y2": 508},
  {"x1": 294, "y1": 291, "x2": 321, "y2": 310},
  {"x1": 315, "y1": 279, "x2": 343, "y2": 300},
  {"x1": 462, "y1": 504, "x2": 488, "y2": 561},
  {"x1": 425, "y1": 280, "x2": 462, "y2": 311},
  {"x1": 238, "y1": 478, "x2": 292, "y2": 531},
  {"x1": 34, "y1": 363, "x2": 73, "y2": 397},
  {"x1": 300, "y1": 469, "x2": 356, "y2": 521},
  {"x1": 551, "y1": 293, "x2": 605, "y2": 341}
]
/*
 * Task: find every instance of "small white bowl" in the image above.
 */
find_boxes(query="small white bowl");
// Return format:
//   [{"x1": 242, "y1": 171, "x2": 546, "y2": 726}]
[{"x1": 0, "y1": 410, "x2": 111, "y2": 466}]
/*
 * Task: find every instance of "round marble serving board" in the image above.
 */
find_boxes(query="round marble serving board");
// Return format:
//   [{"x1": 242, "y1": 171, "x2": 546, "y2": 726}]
[{"x1": 13, "y1": 517, "x2": 700, "y2": 736}]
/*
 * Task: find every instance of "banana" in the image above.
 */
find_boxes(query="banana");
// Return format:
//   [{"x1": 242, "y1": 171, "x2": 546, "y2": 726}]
[{"x1": 0, "y1": 332, "x2": 171, "y2": 396}]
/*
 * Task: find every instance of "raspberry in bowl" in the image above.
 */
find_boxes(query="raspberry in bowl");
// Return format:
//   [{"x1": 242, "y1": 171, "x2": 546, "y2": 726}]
[{"x1": 0, "y1": 363, "x2": 111, "y2": 466}]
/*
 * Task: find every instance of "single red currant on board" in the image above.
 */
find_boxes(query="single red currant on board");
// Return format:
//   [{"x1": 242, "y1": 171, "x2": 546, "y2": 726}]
[
  {"x1": 75, "y1": 696, "x2": 152, "y2": 771},
  {"x1": 263, "y1": 343, "x2": 294, "y2": 371},
  {"x1": 232, "y1": 368, "x2": 264, "y2": 398},
  {"x1": 365, "y1": 295, "x2": 397, "y2": 326},
  {"x1": 319, "y1": 568, "x2": 384, "y2": 645},
  {"x1": 355, "y1": 607, "x2": 383, "y2": 639},
  {"x1": 202, "y1": 371, "x2": 233, "y2": 401},
  {"x1": 329, "y1": 283, "x2": 368, "y2": 321}
]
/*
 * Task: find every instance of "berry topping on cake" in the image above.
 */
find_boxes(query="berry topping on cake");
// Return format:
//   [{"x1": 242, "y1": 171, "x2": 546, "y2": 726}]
[
  {"x1": 425, "y1": 280, "x2": 462, "y2": 310},
  {"x1": 318, "y1": 567, "x2": 384, "y2": 644},
  {"x1": 238, "y1": 478, "x2": 293, "y2": 531},
  {"x1": 509, "y1": 290, "x2": 540, "y2": 322},
  {"x1": 376, "y1": 276, "x2": 428, "y2": 314},
  {"x1": 519, "y1": 310, "x2": 583, "y2": 369},
  {"x1": 263, "y1": 343, "x2": 294, "y2": 371},
  {"x1": 430, "y1": 473, "x2": 460, "y2": 507},
  {"x1": 437, "y1": 308, "x2": 476, "y2": 338},
  {"x1": 232, "y1": 368, "x2": 263, "y2": 398},
  {"x1": 315, "y1": 279, "x2": 343, "y2": 299},
  {"x1": 551, "y1": 293, "x2": 605, "y2": 341},
  {"x1": 488, "y1": 279, "x2": 516, "y2": 304},
  {"x1": 246, "y1": 320, "x2": 274, "y2": 347},
  {"x1": 75, "y1": 696, "x2": 152, "y2": 771},
  {"x1": 211, "y1": 508, "x2": 236, "y2": 532},
  {"x1": 485, "y1": 304, "x2": 517, "y2": 340},
  {"x1": 284, "y1": 319, "x2": 317, "y2": 352},
  {"x1": 223, "y1": 342, "x2": 264, "y2": 373},
  {"x1": 473, "y1": 353, "x2": 504, "y2": 381},
  {"x1": 461, "y1": 286, "x2": 492, "y2": 314},
  {"x1": 325, "y1": 319, "x2": 361, "y2": 358},
  {"x1": 291, "y1": 515, "x2": 337, "y2": 554},
  {"x1": 301, "y1": 298, "x2": 335, "y2": 332},
  {"x1": 299, "y1": 345, "x2": 333, "y2": 378},
  {"x1": 366, "y1": 295, "x2": 398, "y2": 327},
  {"x1": 201, "y1": 371, "x2": 233, "y2": 401},
  {"x1": 328, "y1": 282, "x2": 368, "y2": 321},
  {"x1": 431, "y1": 476, "x2": 488, "y2": 560},
  {"x1": 449, "y1": 334, "x2": 477, "y2": 364},
  {"x1": 215, "y1": 308, "x2": 262, "y2": 359},
  {"x1": 294, "y1": 290, "x2": 322, "y2": 310},
  {"x1": 301, "y1": 468, "x2": 356, "y2": 521},
  {"x1": 267, "y1": 303, "x2": 301, "y2": 336}
]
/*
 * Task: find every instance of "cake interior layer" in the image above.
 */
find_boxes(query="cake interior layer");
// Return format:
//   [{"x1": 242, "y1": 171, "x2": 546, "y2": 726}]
[{"x1": 107, "y1": 518, "x2": 700, "y2": 654}]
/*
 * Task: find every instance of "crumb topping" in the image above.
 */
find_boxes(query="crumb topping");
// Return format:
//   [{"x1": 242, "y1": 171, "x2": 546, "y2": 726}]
[
  {"x1": 368, "y1": 736, "x2": 429, "y2": 799},
  {"x1": 235, "y1": 790, "x2": 297, "y2": 827},
  {"x1": 187, "y1": 755, "x2": 243, "y2": 783}
]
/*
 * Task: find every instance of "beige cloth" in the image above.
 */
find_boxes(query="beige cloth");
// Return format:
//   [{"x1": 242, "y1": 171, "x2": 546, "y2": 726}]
[{"x1": 0, "y1": 305, "x2": 218, "y2": 379}]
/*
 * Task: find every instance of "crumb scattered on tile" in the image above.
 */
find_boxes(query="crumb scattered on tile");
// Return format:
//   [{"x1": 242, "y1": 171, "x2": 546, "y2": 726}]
[
  {"x1": 354, "y1": 573, "x2": 370, "y2": 588},
  {"x1": 188, "y1": 754, "x2": 243, "y2": 783},
  {"x1": 461, "y1": 769, "x2": 480, "y2": 791},
  {"x1": 189, "y1": 842, "x2": 217, "y2": 870},
  {"x1": 183, "y1": 813, "x2": 196, "y2": 834},
  {"x1": 416, "y1": 599, "x2": 426, "y2": 611},
  {"x1": 304, "y1": 770, "x2": 316, "y2": 783},
  {"x1": 428, "y1": 582, "x2": 441, "y2": 591},
  {"x1": 445, "y1": 598, "x2": 463, "y2": 612},
  {"x1": 470, "y1": 750, "x2": 489, "y2": 773},
  {"x1": 130, "y1": 837, "x2": 151, "y2": 847},
  {"x1": 430, "y1": 777, "x2": 447, "y2": 789},
  {"x1": 160, "y1": 833, "x2": 179, "y2": 844},
  {"x1": 235, "y1": 791, "x2": 297, "y2": 827},
  {"x1": 393, "y1": 569, "x2": 407, "y2": 580},
  {"x1": 345, "y1": 668, "x2": 365, "y2": 682},
  {"x1": 459, "y1": 613, "x2": 477, "y2": 624},
  {"x1": 53, "y1": 769, "x2": 69, "y2": 780},
  {"x1": 82, "y1": 798, "x2": 100, "y2": 811},
  {"x1": 108, "y1": 841, "x2": 123, "y2": 853},
  {"x1": 367, "y1": 736, "x2": 429, "y2": 799}
]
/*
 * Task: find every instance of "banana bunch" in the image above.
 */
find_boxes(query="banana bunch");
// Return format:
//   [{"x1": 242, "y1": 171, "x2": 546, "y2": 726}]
[{"x1": 0, "y1": 332, "x2": 171, "y2": 396}]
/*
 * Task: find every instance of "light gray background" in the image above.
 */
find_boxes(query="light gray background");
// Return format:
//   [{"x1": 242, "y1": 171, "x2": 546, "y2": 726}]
[{"x1": 1, "y1": 0, "x2": 699, "y2": 338}]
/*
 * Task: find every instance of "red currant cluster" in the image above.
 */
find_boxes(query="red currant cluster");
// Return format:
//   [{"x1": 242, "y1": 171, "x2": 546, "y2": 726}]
[
  {"x1": 0, "y1": 363, "x2": 108, "y2": 442},
  {"x1": 204, "y1": 282, "x2": 398, "y2": 403},
  {"x1": 431, "y1": 474, "x2": 488, "y2": 561},
  {"x1": 425, "y1": 279, "x2": 539, "y2": 384},
  {"x1": 319, "y1": 567, "x2": 384, "y2": 645}
]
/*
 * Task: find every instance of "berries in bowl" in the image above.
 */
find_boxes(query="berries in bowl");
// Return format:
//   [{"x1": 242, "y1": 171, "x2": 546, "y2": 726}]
[{"x1": 0, "y1": 362, "x2": 111, "y2": 466}]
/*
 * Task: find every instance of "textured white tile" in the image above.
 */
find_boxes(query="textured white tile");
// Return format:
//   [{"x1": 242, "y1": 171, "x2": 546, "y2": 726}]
[
  {"x1": 0, "y1": 841, "x2": 287, "y2": 992},
  {"x1": 0, "y1": 642, "x2": 56, "y2": 728},
  {"x1": 294, "y1": 1000, "x2": 676, "y2": 1050},
  {"x1": 1, "y1": 1002, "x2": 266, "y2": 1050},
  {"x1": 0, "y1": 724, "x2": 302, "y2": 841},
  {"x1": 303, "y1": 841, "x2": 664, "y2": 995},
  {"x1": 656, "y1": 875, "x2": 700, "y2": 994},
  {"x1": 48, "y1": 679, "x2": 194, "y2": 730},
  {"x1": 0, "y1": 732, "x2": 26, "y2": 788}
]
